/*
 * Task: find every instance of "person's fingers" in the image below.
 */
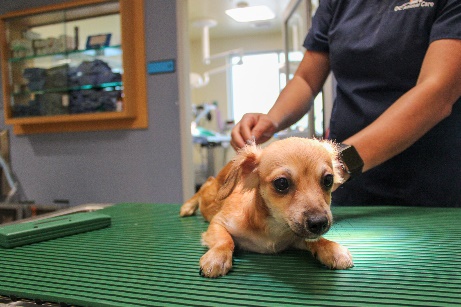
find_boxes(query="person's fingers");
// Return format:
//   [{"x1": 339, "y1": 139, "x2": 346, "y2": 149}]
[
  {"x1": 230, "y1": 113, "x2": 278, "y2": 151},
  {"x1": 239, "y1": 114, "x2": 257, "y2": 144},
  {"x1": 251, "y1": 120, "x2": 271, "y2": 144},
  {"x1": 230, "y1": 114, "x2": 256, "y2": 150},
  {"x1": 230, "y1": 123, "x2": 245, "y2": 150},
  {"x1": 251, "y1": 115, "x2": 278, "y2": 144}
]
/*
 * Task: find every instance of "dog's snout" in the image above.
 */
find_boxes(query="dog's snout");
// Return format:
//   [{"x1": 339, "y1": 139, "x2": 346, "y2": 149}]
[{"x1": 307, "y1": 215, "x2": 329, "y2": 235}]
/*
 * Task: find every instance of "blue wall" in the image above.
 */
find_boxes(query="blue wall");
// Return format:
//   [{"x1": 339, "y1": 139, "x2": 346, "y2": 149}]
[{"x1": 0, "y1": 0, "x2": 186, "y2": 205}]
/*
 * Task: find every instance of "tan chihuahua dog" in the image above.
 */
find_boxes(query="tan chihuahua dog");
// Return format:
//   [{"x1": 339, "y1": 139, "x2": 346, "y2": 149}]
[{"x1": 180, "y1": 137, "x2": 353, "y2": 277}]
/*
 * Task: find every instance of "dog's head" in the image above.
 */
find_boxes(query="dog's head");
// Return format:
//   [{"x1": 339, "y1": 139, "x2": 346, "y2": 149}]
[{"x1": 218, "y1": 137, "x2": 344, "y2": 239}]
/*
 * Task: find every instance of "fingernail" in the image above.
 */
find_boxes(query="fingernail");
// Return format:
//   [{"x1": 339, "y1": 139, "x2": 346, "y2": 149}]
[{"x1": 246, "y1": 136, "x2": 256, "y2": 144}]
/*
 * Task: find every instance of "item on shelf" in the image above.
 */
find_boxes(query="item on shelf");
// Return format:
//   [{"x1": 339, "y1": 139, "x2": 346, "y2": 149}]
[
  {"x1": 12, "y1": 83, "x2": 25, "y2": 94},
  {"x1": 10, "y1": 39, "x2": 33, "y2": 58},
  {"x1": 34, "y1": 35, "x2": 74, "y2": 55},
  {"x1": 74, "y1": 27, "x2": 79, "y2": 51},
  {"x1": 11, "y1": 100, "x2": 40, "y2": 118},
  {"x1": 11, "y1": 93, "x2": 69, "y2": 117},
  {"x1": 69, "y1": 89, "x2": 120, "y2": 114},
  {"x1": 45, "y1": 64, "x2": 69, "y2": 89},
  {"x1": 86, "y1": 33, "x2": 111, "y2": 49},
  {"x1": 23, "y1": 31, "x2": 40, "y2": 40},
  {"x1": 75, "y1": 59, "x2": 121, "y2": 86},
  {"x1": 36, "y1": 93, "x2": 68, "y2": 116},
  {"x1": 11, "y1": 34, "x2": 74, "y2": 58},
  {"x1": 22, "y1": 60, "x2": 121, "y2": 94},
  {"x1": 22, "y1": 68, "x2": 47, "y2": 91}
]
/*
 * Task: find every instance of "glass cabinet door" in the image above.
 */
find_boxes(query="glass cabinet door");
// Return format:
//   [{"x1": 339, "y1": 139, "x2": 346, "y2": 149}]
[
  {"x1": 5, "y1": 1, "x2": 122, "y2": 118},
  {"x1": 0, "y1": 0, "x2": 147, "y2": 135}
]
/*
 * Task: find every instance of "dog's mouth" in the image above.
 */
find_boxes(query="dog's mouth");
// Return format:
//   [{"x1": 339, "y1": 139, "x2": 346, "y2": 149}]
[
  {"x1": 295, "y1": 231, "x2": 320, "y2": 240},
  {"x1": 289, "y1": 218, "x2": 331, "y2": 239},
  {"x1": 292, "y1": 228, "x2": 323, "y2": 240}
]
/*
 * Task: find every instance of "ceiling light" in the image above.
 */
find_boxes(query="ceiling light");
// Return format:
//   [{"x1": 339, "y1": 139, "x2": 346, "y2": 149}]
[{"x1": 225, "y1": 5, "x2": 275, "y2": 23}]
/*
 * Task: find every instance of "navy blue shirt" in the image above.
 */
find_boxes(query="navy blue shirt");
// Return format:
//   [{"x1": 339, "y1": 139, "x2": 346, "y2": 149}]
[{"x1": 304, "y1": 0, "x2": 461, "y2": 206}]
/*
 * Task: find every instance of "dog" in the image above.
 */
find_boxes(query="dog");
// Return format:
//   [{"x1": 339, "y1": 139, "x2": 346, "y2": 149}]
[{"x1": 180, "y1": 137, "x2": 353, "y2": 277}]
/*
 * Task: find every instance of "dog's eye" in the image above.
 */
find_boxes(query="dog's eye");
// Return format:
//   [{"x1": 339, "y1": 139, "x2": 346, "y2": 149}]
[
  {"x1": 273, "y1": 177, "x2": 290, "y2": 193},
  {"x1": 322, "y1": 174, "x2": 334, "y2": 189}
]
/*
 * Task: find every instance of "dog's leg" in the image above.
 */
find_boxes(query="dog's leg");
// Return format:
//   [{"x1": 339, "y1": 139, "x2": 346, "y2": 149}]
[
  {"x1": 306, "y1": 237, "x2": 354, "y2": 269},
  {"x1": 199, "y1": 222, "x2": 235, "y2": 278},
  {"x1": 179, "y1": 192, "x2": 200, "y2": 217}
]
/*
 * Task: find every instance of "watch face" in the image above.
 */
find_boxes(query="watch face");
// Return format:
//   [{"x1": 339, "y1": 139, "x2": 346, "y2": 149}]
[{"x1": 340, "y1": 145, "x2": 364, "y2": 177}]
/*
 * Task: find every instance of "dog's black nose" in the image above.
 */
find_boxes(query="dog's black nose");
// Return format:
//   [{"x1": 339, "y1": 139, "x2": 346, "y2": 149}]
[{"x1": 307, "y1": 216, "x2": 329, "y2": 235}]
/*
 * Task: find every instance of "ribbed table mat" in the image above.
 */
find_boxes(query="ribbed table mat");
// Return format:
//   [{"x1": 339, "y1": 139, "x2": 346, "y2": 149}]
[{"x1": 0, "y1": 203, "x2": 460, "y2": 306}]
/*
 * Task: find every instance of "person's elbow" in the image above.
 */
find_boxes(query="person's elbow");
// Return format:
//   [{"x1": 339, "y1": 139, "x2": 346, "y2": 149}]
[{"x1": 422, "y1": 78, "x2": 458, "y2": 120}]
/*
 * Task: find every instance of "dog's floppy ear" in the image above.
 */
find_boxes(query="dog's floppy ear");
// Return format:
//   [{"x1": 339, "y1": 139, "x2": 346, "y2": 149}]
[
  {"x1": 320, "y1": 140, "x2": 346, "y2": 184},
  {"x1": 217, "y1": 142, "x2": 262, "y2": 200}
]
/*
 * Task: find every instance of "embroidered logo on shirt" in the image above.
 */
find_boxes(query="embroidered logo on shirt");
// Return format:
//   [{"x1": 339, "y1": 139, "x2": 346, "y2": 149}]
[{"x1": 394, "y1": 0, "x2": 434, "y2": 11}]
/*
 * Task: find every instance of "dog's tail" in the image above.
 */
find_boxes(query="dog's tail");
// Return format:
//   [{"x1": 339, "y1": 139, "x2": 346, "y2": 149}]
[
  {"x1": 179, "y1": 193, "x2": 200, "y2": 217},
  {"x1": 180, "y1": 177, "x2": 214, "y2": 217}
]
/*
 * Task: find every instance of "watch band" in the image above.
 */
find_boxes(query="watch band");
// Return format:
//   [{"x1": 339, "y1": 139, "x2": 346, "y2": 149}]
[{"x1": 338, "y1": 143, "x2": 364, "y2": 179}]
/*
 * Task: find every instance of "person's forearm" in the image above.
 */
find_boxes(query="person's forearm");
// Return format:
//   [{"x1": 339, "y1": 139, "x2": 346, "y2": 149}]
[
  {"x1": 344, "y1": 81, "x2": 454, "y2": 172},
  {"x1": 267, "y1": 75, "x2": 315, "y2": 131},
  {"x1": 344, "y1": 39, "x2": 461, "y2": 172},
  {"x1": 268, "y1": 50, "x2": 331, "y2": 131}
]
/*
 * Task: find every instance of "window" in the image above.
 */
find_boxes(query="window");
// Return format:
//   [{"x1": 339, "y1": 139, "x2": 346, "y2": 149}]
[
  {"x1": 230, "y1": 52, "x2": 282, "y2": 123},
  {"x1": 230, "y1": 51, "x2": 323, "y2": 136}
]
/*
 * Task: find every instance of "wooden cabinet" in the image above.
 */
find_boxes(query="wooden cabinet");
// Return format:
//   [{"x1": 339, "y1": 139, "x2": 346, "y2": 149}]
[{"x1": 0, "y1": 0, "x2": 147, "y2": 134}]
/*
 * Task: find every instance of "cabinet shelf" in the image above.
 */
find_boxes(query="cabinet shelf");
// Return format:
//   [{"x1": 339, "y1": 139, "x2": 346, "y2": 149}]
[
  {"x1": 6, "y1": 110, "x2": 133, "y2": 125},
  {"x1": 8, "y1": 45, "x2": 122, "y2": 63},
  {"x1": 13, "y1": 81, "x2": 122, "y2": 96},
  {"x1": 0, "y1": 0, "x2": 147, "y2": 134}
]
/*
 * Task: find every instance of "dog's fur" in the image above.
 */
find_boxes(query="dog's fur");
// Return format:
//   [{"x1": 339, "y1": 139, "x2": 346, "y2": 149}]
[{"x1": 180, "y1": 137, "x2": 353, "y2": 277}]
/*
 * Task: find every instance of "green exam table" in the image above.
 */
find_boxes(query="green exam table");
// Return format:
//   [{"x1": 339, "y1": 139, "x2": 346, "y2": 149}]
[{"x1": 0, "y1": 203, "x2": 460, "y2": 306}]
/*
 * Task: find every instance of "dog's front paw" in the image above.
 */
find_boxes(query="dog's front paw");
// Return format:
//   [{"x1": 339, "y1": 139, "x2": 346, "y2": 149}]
[
  {"x1": 320, "y1": 243, "x2": 354, "y2": 269},
  {"x1": 199, "y1": 247, "x2": 233, "y2": 278},
  {"x1": 308, "y1": 239, "x2": 354, "y2": 270}
]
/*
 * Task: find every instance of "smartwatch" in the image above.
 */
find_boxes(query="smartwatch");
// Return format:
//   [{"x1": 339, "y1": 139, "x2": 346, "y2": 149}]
[{"x1": 338, "y1": 143, "x2": 364, "y2": 179}]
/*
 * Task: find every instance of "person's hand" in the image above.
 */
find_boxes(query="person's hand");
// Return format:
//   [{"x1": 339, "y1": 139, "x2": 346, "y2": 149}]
[{"x1": 230, "y1": 113, "x2": 278, "y2": 150}]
